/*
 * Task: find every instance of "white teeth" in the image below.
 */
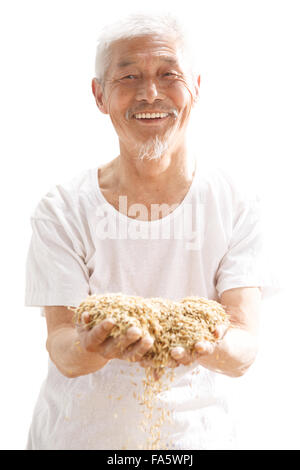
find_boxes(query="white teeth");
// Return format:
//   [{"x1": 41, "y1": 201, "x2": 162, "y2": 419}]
[{"x1": 134, "y1": 112, "x2": 169, "y2": 119}]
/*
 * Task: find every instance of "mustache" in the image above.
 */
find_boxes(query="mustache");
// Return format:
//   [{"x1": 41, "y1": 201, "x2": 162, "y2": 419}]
[{"x1": 125, "y1": 107, "x2": 178, "y2": 120}]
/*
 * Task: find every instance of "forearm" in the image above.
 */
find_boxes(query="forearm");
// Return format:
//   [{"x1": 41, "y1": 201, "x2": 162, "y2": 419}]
[
  {"x1": 198, "y1": 327, "x2": 259, "y2": 377},
  {"x1": 46, "y1": 326, "x2": 108, "y2": 378}
]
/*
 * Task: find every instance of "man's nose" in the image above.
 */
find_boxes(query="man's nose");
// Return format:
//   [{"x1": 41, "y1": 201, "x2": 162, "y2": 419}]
[{"x1": 136, "y1": 78, "x2": 162, "y2": 103}]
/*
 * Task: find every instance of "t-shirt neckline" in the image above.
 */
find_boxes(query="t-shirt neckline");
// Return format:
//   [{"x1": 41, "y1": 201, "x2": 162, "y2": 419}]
[{"x1": 92, "y1": 160, "x2": 199, "y2": 225}]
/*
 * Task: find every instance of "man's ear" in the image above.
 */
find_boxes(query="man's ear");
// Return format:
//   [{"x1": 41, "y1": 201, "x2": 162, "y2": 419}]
[{"x1": 91, "y1": 78, "x2": 109, "y2": 114}]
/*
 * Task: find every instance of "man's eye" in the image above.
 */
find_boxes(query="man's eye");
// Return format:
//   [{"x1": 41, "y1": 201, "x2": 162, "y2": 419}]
[
  {"x1": 122, "y1": 75, "x2": 136, "y2": 80},
  {"x1": 164, "y1": 72, "x2": 177, "y2": 77}
]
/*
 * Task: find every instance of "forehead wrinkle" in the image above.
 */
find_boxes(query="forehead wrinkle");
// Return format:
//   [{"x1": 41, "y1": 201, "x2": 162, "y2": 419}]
[
  {"x1": 117, "y1": 59, "x2": 137, "y2": 68},
  {"x1": 116, "y1": 54, "x2": 179, "y2": 69}
]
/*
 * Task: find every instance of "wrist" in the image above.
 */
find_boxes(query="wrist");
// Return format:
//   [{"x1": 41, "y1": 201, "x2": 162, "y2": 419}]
[{"x1": 197, "y1": 327, "x2": 258, "y2": 378}]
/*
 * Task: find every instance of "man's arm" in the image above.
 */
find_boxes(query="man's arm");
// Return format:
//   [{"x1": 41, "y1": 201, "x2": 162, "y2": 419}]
[
  {"x1": 171, "y1": 287, "x2": 261, "y2": 377},
  {"x1": 45, "y1": 306, "x2": 153, "y2": 378},
  {"x1": 46, "y1": 287, "x2": 261, "y2": 379},
  {"x1": 45, "y1": 306, "x2": 109, "y2": 378}
]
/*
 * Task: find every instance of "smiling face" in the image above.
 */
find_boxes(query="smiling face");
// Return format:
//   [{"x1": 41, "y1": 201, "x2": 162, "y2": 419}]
[{"x1": 92, "y1": 35, "x2": 200, "y2": 160}]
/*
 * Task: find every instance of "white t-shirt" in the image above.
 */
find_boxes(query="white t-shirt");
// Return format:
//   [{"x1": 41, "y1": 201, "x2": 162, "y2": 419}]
[{"x1": 25, "y1": 161, "x2": 280, "y2": 450}]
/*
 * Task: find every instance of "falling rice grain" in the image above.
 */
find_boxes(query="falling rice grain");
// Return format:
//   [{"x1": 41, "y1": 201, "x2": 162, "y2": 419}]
[{"x1": 70, "y1": 293, "x2": 230, "y2": 449}]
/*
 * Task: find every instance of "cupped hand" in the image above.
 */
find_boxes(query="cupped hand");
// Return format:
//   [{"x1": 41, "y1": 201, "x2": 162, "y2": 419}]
[
  {"x1": 77, "y1": 312, "x2": 154, "y2": 363},
  {"x1": 170, "y1": 324, "x2": 228, "y2": 366}
]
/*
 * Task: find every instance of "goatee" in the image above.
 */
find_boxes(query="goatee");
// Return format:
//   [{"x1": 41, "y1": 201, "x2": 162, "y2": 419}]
[{"x1": 137, "y1": 136, "x2": 169, "y2": 161}]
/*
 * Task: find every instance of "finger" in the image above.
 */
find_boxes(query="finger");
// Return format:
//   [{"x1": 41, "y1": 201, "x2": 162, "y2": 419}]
[
  {"x1": 90, "y1": 318, "x2": 116, "y2": 342},
  {"x1": 122, "y1": 336, "x2": 154, "y2": 362},
  {"x1": 194, "y1": 340, "x2": 215, "y2": 355},
  {"x1": 83, "y1": 318, "x2": 115, "y2": 352},
  {"x1": 213, "y1": 324, "x2": 228, "y2": 340},
  {"x1": 82, "y1": 312, "x2": 91, "y2": 324},
  {"x1": 75, "y1": 312, "x2": 91, "y2": 333},
  {"x1": 139, "y1": 358, "x2": 154, "y2": 368},
  {"x1": 99, "y1": 326, "x2": 142, "y2": 359},
  {"x1": 166, "y1": 357, "x2": 180, "y2": 368},
  {"x1": 171, "y1": 347, "x2": 194, "y2": 366}
]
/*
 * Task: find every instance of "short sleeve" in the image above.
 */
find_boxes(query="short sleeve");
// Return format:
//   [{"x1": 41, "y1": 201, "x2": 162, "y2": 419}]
[
  {"x1": 215, "y1": 195, "x2": 282, "y2": 300},
  {"x1": 25, "y1": 217, "x2": 90, "y2": 307}
]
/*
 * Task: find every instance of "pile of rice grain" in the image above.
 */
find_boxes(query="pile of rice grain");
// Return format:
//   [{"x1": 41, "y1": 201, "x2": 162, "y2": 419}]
[
  {"x1": 72, "y1": 293, "x2": 229, "y2": 367},
  {"x1": 71, "y1": 293, "x2": 230, "y2": 449}
]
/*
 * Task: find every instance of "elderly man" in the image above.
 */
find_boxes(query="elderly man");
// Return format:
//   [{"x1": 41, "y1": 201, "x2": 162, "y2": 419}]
[{"x1": 25, "y1": 13, "x2": 278, "y2": 450}]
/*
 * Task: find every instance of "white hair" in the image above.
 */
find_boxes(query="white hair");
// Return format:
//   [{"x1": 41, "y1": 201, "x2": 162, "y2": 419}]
[
  {"x1": 94, "y1": 12, "x2": 198, "y2": 86},
  {"x1": 137, "y1": 135, "x2": 170, "y2": 161}
]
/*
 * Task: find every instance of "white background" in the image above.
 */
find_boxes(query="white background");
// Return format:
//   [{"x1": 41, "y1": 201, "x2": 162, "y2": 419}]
[{"x1": 0, "y1": 0, "x2": 299, "y2": 450}]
